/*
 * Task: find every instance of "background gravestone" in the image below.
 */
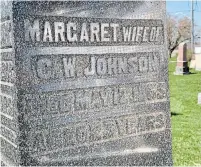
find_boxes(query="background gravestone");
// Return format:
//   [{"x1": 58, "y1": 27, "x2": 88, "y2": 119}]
[
  {"x1": 198, "y1": 93, "x2": 201, "y2": 105},
  {"x1": 1, "y1": 1, "x2": 172, "y2": 166},
  {"x1": 195, "y1": 54, "x2": 201, "y2": 71},
  {"x1": 174, "y1": 42, "x2": 189, "y2": 75}
]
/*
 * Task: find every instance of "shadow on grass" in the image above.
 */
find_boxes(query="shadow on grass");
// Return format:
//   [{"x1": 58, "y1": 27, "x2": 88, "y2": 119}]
[
  {"x1": 171, "y1": 112, "x2": 183, "y2": 116},
  {"x1": 189, "y1": 72, "x2": 197, "y2": 75}
]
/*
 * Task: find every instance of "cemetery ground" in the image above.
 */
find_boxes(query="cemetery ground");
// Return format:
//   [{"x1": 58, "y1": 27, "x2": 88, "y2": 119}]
[{"x1": 169, "y1": 57, "x2": 201, "y2": 166}]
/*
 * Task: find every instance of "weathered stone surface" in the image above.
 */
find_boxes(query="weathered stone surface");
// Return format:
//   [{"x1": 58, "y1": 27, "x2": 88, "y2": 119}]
[
  {"x1": 1, "y1": 1, "x2": 172, "y2": 166},
  {"x1": 0, "y1": 0, "x2": 13, "y2": 48},
  {"x1": 0, "y1": 1, "x2": 20, "y2": 166}
]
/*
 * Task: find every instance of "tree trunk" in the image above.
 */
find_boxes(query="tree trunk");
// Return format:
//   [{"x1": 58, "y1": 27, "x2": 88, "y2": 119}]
[
  {"x1": 168, "y1": 49, "x2": 174, "y2": 58},
  {"x1": 169, "y1": 52, "x2": 172, "y2": 58}
]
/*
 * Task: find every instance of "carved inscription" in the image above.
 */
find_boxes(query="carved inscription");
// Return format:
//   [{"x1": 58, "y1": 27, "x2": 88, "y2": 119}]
[
  {"x1": 24, "y1": 17, "x2": 164, "y2": 46},
  {"x1": 28, "y1": 112, "x2": 165, "y2": 154},
  {"x1": 32, "y1": 52, "x2": 160, "y2": 81},
  {"x1": 24, "y1": 82, "x2": 167, "y2": 117},
  {"x1": 6, "y1": 1, "x2": 172, "y2": 165}
]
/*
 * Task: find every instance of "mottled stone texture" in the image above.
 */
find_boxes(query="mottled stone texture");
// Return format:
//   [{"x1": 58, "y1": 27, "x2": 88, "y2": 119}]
[
  {"x1": 1, "y1": 1, "x2": 172, "y2": 166},
  {"x1": 0, "y1": 0, "x2": 21, "y2": 166},
  {"x1": 174, "y1": 42, "x2": 189, "y2": 75}
]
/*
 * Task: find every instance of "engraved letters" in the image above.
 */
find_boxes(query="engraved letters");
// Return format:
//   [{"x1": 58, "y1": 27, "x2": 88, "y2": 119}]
[
  {"x1": 20, "y1": 11, "x2": 169, "y2": 164},
  {"x1": 34, "y1": 52, "x2": 160, "y2": 81},
  {"x1": 25, "y1": 82, "x2": 167, "y2": 117},
  {"x1": 29, "y1": 112, "x2": 166, "y2": 153},
  {"x1": 24, "y1": 18, "x2": 164, "y2": 45},
  {"x1": 0, "y1": 1, "x2": 172, "y2": 165}
]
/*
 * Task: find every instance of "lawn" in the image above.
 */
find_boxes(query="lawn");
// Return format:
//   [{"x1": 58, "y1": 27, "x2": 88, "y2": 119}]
[{"x1": 169, "y1": 57, "x2": 201, "y2": 166}]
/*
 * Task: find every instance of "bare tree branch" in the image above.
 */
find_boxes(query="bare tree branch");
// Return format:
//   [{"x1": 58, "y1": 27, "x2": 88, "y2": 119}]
[{"x1": 167, "y1": 14, "x2": 191, "y2": 58}]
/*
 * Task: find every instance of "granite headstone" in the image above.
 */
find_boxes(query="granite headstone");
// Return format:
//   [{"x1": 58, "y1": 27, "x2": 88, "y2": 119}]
[{"x1": 0, "y1": 1, "x2": 172, "y2": 166}]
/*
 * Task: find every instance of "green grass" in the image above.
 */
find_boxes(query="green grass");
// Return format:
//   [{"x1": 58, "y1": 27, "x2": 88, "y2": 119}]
[{"x1": 169, "y1": 57, "x2": 201, "y2": 166}]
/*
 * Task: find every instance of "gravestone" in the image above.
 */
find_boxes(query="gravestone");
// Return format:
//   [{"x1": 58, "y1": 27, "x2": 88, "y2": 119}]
[
  {"x1": 198, "y1": 93, "x2": 201, "y2": 105},
  {"x1": 174, "y1": 42, "x2": 189, "y2": 75},
  {"x1": 195, "y1": 54, "x2": 201, "y2": 71},
  {"x1": 0, "y1": 1, "x2": 172, "y2": 166}
]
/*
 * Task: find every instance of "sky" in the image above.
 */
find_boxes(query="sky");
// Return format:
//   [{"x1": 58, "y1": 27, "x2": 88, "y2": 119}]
[{"x1": 166, "y1": 0, "x2": 201, "y2": 28}]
